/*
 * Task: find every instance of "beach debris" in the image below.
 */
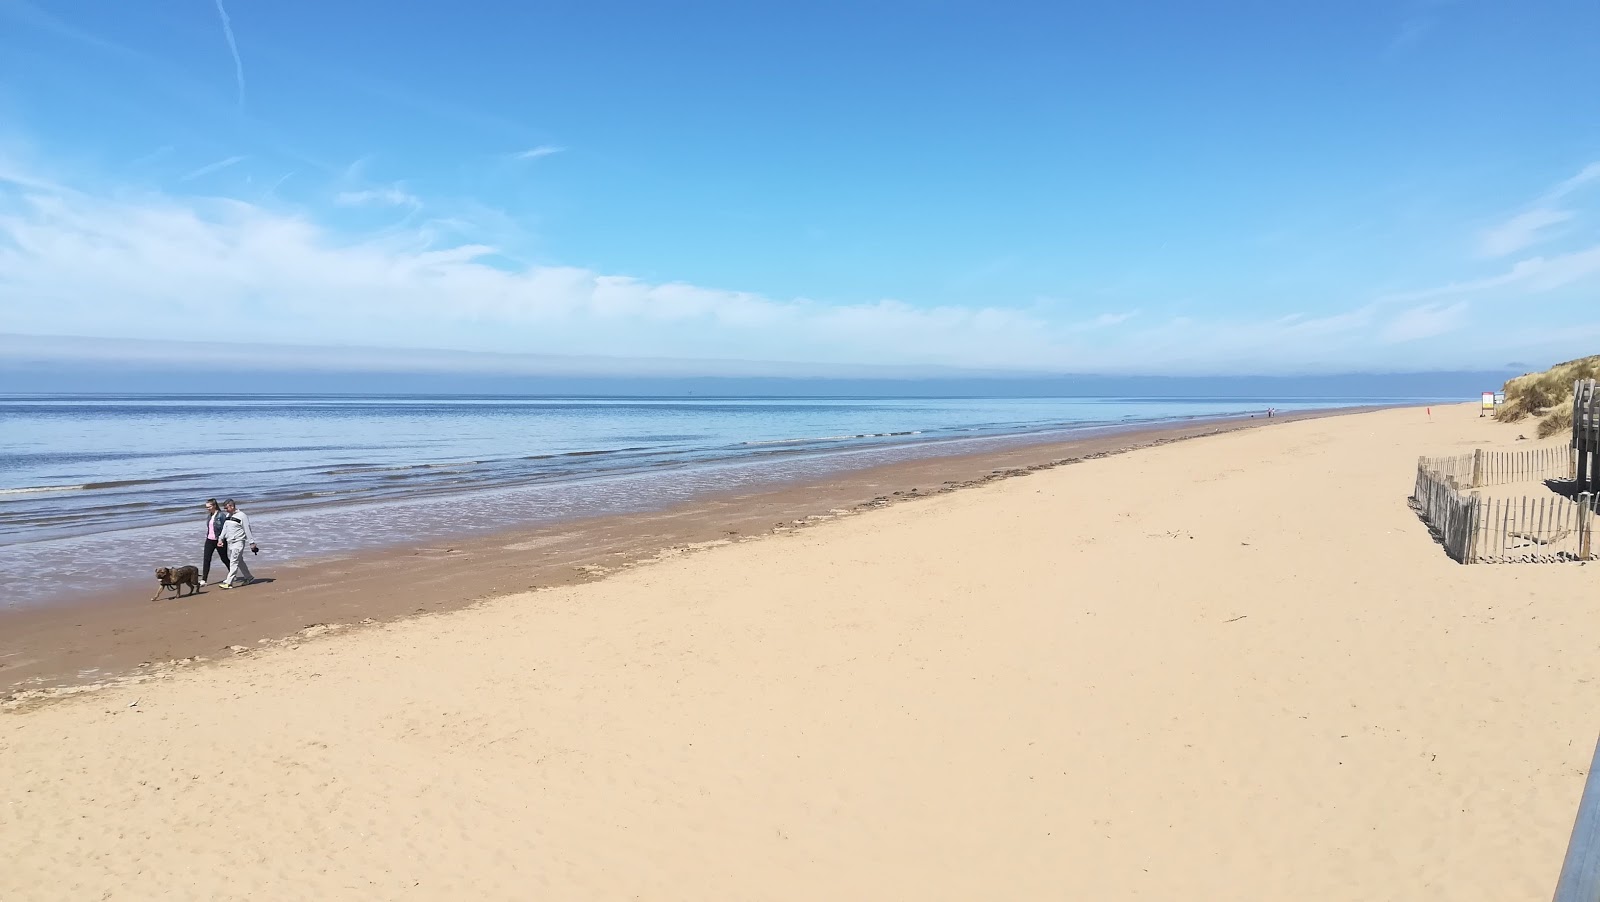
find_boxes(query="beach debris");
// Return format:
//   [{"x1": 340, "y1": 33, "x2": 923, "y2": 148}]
[
  {"x1": 226, "y1": 645, "x2": 249, "y2": 654},
  {"x1": 128, "y1": 699, "x2": 139, "y2": 707},
  {"x1": 1224, "y1": 615, "x2": 1248, "y2": 623}
]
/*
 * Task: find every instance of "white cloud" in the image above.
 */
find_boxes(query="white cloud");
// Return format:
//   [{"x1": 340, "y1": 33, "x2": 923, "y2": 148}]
[
  {"x1": 1549, "y1": 161, "x2": 1600, "y2": 202},
  {"x1": 512, "y1": 145, "x2": 563, "y2": 161},
  {"x1": 1386, "y1": 242, "x2": 1600, "y2": 304},
  {"x1": 1092, "y1": 311, "x2": 1138, "y2": 327},
  {"x1": 212, "y1": 0, "x2": 245, "y2": 109},
  {"x1": 178, "y1": 155, "x2": 245, "y2": 181},
  {"x1": 334, "y1": 184, "x2": 421, "y2": 208},
  {"x1": 1478, "y1": 208, "x2": 1574, "y2": 257},
  {"x1": 127, "y1": 145, "x2": 175, "y2": 168},
  {"x1": 0, "y1": 160, "x2": 1596, "y2": 375},
  {"x1": 1379, "y1": 301, "x2": 1469, "y2": 343},
  {"x1": 0, "y1": 172, "x2": 1071, "y2": 369},
  {"x1": 1478, "y1": 159, "x2": 1599, "y2": 258}
]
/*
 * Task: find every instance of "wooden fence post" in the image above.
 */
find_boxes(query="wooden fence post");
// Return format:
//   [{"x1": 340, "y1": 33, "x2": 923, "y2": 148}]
[
  {"x1": 1581, "y1": 493, "x2": 1594, "y2": 561},
  {"x1": 1472, "y1": 448, "x2": 1484, "y2": 488},
  {"x1": 1465, "y1": 496, "x2": 1480, "y2": 564}
]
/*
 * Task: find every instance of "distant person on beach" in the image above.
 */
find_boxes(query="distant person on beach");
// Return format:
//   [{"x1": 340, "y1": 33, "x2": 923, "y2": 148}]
[
  {"x1": 200, "y1": 498, "x2": 230, "y2": 587},
  {"x1": 217, "y1": 499, "x2": 260, "y2": 589}
]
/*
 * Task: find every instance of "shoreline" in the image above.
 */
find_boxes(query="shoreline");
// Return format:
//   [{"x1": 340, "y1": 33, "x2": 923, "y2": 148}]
[
  {"x1": 0, "y1": 405, "x2": 1374, "y2": 700},
  {"x1": 0, "y1": 403, "x2": 1361, "y2": 608}
]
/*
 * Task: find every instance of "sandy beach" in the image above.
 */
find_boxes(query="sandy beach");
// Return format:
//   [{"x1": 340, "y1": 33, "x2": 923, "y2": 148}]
[
  {"x1": 4, "y1": 403, "x2": 1596, "y2": 899},
  {"x1": 0, "y1": 412, "x2": 1344, "y2": 696}
]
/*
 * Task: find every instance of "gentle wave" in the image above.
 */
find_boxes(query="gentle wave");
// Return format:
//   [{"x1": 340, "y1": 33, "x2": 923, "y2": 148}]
[
  {"x1": 82, "y1": 478, "x2": 170, "y2": 491},
  {"x1": 742, "y1": 430, "x2": 923, "y2": 447},
  {"x1": 1, "y1": 477, "x2": 174, "y2": 496},
  {"x1": 0, "y1": 484, "x2": 88, "y2": 496},
  {"x1": 320, "y1": 461, "x2": 484, "y2": 475}
]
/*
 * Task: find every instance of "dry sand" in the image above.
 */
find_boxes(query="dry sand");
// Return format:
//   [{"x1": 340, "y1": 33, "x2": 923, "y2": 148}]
[{"x1": 4, "y1": 403, "x2": 1597, "y2": 900}]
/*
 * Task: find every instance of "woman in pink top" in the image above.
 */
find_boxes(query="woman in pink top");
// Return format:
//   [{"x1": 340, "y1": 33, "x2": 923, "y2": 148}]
[{"x1": 201, "y1": 498, "x2": 230, "y2": 587}]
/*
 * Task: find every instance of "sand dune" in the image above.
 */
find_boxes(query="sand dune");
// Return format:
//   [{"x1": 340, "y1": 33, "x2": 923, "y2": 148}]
[{"x1": 4, "y1": 404, "x2": 1596, "y2": 900}]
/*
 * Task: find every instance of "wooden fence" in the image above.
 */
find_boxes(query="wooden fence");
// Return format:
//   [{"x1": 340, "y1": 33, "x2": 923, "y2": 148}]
[
  {"x1": 1410, "y1": 452, "x2": 1595, "y2": 564},
  {"x1": 1575, "y1": 379, "x2": 1600, "y2": 492},
  {"x1": 1471, "y1": 493, "x2": 1595, "y2": 563},
  {"x1": 1411, "y1": 463, "x2": 1474, "y2": 562},
  {"x1": 1421, "y1": 447, "x2": 1576, "y2": 489}
]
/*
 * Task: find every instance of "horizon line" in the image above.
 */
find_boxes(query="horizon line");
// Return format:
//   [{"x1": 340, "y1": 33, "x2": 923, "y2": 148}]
[{"x1": 0, "y1": 332, "x2": 1532, "y2": 382}]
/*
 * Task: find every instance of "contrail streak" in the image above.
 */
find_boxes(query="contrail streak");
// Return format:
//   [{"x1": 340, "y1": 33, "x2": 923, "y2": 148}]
[
  {"x1": 213, "y1": 0, "x2": 245, "y2": 109},
  {"x1": 179, "y1": 155, "x2": 246, "y2": 181}
]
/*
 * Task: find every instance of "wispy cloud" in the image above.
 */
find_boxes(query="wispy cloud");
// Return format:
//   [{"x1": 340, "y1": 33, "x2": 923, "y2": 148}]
[
  {"x1": 212, "y1": 0, "x2": 246, "y2": 110},
  {"x1": 264, "y1": 170, "x2": 294, "y2": 198},
  {"x1": 127, "y1": 145, "x2": 176, "y2": 169},
  {"x1": 1389, "y1": 242, "x2": 1600, "y2": 304},
  {"x1": 1092, "y1": 311, "x2": 1138, "y2": 327},
  {"x1": 1389, "y1": 16, "x2": 1433, "y2": 53},
  {"x1": 1388, "y1": 0, "x2": 1460, "y2": 55},
  {"x1": 1479, "y1": 208, "x2": 1575, "y2": 257},
  {"x1": 0, "y1": 158, "x2": 69, "y2": 193},
  {"x1": 334, "y1": 184, "x2": 421, "y2": 208},
  {"x1": 342, "y1": 155, "x2": 373, "y2": 182},
  {"x1": 3, "y1": 0, "x2": 147, "y2": 64},
  {"x1": 177, "y1": 155, "x2": 246, "y2": 181},
  {"x1": 1379, "y1": 301, "x2": 1469, "y2": 343},
  {"x1": 1479, "y1": 159, "x2": 1600, "y2": 257},
  {"x1": 1548, "y1": 162, "x2": 1600, "y2": 203},
  {"x1": 512, "y1": 145, "x2": 564, "y2": 161},
  {"x1": 1, "y1": 159, "x2": 1595, "y2": 375}
]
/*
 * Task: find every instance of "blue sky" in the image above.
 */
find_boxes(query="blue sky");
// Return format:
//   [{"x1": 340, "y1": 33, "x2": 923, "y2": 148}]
[{"x1": 1, "y1": 0, "x2": 1598, "y2": 375}]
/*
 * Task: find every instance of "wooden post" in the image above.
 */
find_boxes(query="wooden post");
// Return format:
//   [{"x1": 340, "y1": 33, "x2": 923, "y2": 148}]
[
  {"x1": 1553, "y1": 733, "x2": 1600, "y2": 902},
  {"x1": 1498, "y1": 497, "x2": 1508, "y2": 561},
  {"x1": 1522, "y1": 496, "x2": 1530, "y2": 556},
  {"x1": 1466, "y1": 496, "x2": 1480, "y2": 564},
  {"x1": 1472, "y1": 448, "x2": 1484, "y2": 488},
  {"x1": 1538, "y1": 497, "x2": 1550, "y2": 562},
  {"x1": 1579, "y1": 380, "x2": 1599, "y2": 493},
  {"x1": 1581, "y1": 493, "x2": 1594, "y2": 562}
]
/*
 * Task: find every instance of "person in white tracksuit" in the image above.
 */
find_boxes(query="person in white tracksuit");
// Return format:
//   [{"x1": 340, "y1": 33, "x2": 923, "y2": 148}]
[{"x1": 217, "y1": 498, "x2": 259, "y2": 589}]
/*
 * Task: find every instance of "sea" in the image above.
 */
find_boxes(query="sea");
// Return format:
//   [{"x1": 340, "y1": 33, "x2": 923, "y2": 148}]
[{"x1": 0, "y1": 394, "x2": 1423, "y2": 607}]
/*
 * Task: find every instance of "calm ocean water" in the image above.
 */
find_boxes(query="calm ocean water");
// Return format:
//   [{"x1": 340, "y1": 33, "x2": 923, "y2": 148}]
[{"x1": 0, "y1": 394, "x2": 1418, "y2": 607}]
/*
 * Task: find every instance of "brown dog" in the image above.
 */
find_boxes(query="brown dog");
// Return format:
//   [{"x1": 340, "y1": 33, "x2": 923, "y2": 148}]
[{"x1": 152, "y1": 565, "x2": 202, "y2": 601}]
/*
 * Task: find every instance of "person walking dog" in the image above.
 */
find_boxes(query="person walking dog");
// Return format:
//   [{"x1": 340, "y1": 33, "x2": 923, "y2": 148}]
[
  {"x1": 200, "y1": 498, "x2": 230, "y2": 587},
  {"x1": 217, "y1": 499, "x2": 260, "y2": 589}
]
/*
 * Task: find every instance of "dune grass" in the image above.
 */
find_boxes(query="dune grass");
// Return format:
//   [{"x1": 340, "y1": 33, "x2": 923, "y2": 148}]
[{"x1": 1494, "y1": 355, "x2": 1600, "y2": 437}]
